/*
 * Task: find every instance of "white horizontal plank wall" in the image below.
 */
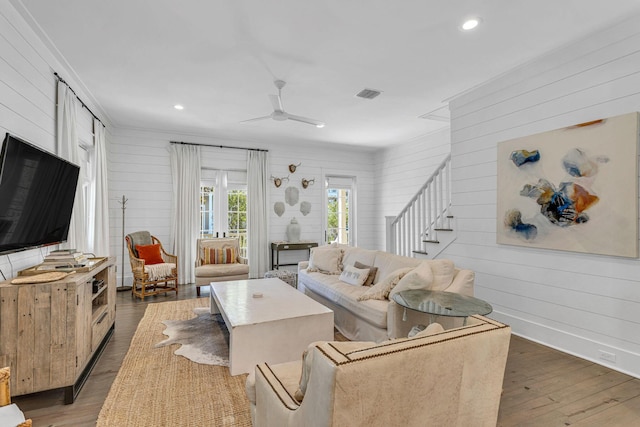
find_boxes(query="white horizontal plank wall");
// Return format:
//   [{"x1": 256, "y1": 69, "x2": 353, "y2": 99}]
[
  {"x1": 0, "y1": 0, "x2": 103, "y2": 279},
  {"x1": 446, "y1": 14, "x2": 640, "y2": 377},
  {"x1": 373, "y1": 128, "x2": 450, "y2": 250},
  {"x1": 109, "y1": 128, "x2": 377, "y2": 283}
]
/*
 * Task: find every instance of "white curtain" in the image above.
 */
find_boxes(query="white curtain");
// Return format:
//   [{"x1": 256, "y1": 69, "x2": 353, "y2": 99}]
[
  {"x1": 247, "y1": 150, "x2": 269, "y2": 278},
  {"x1": 169, "y1": 144, "x2": 201, "y2": 284},
  {"x1": 56, "y1": 81, "x2": 87, "y2": 253},
  {"x1": 92, "y1": 119, "x2": 110, "y2": 255}
]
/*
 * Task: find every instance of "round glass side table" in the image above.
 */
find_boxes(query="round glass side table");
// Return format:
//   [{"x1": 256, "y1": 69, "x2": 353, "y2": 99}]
[{"x1": 392, "y1": 289, "x2": 493, "y2": 327}]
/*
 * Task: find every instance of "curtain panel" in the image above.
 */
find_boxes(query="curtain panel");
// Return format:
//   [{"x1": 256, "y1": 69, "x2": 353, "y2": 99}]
[
  {"x1": 56, "y1": 81, "x2": 87, "y2": 253},
  {"x1": 92, "y1": 119, "x2": 110, "y2": 255},
  {"x1": 169, "y1": 144, "x2": 201, "y2": 284},
  {"x1": 247, "y1": 151, "x2": 269, "y2": 278}
]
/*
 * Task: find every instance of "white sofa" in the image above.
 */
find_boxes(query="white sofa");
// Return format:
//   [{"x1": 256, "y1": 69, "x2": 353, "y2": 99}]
[
  {"x1": 246, "y1": 315, "x2": 511, "y2": 427},
  {"x1": 297, "y1": 245, "x2": 475, "y2": 342}
]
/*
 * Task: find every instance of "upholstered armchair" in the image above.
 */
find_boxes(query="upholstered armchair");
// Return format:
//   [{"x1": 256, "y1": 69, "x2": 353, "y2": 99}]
[
  {"x1": 125, "y1": 231, "x2": 178, "y2": 300},
  {"x1": 195, "y1": 238, "x2": 249, "y2": 296},
  {"x1": 246, "y1": 315, "x2": 511, "y2": 427}
]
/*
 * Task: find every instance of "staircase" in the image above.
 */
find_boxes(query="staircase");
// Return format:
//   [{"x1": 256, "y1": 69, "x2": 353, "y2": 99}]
[{"x1": 385, "y1": 154, "x2": 455, "y2": 259}]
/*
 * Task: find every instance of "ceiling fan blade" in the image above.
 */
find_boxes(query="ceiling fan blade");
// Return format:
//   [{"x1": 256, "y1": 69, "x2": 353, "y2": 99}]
[
  {"x1": 287, "y1": 113, "x2": 325, "y2": 128},
  {"x1": 240, "y1": 115, "x2": 272, "y2": 123},
  {"x1": 269, "y1": 94, "x2": 284, "y2": 112}
]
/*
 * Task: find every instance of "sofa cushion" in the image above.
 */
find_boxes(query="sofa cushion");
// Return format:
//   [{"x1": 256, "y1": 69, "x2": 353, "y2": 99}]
[
  {"x1": 195, "y1": 263, "x2": 249, "y2": 278},
  {"x1": 307, "y1": 247, "x2": 342, "y2": 274},
  {"x1": 339, "y1": 264, "x2": 370, "y2": 286},
  {"x1": 301, "y1": 271, "x2": 389, "y2": 328},
  {"x1": 389, "y1": 261, "x2": 434, "y2": 299},
  {"x1": 354, "y1": 261, "x2": 378, "y2": 286},
  {"x1": 428, "y1": 259, "x2": 456, "y2": 290},
  {"x1": 372, "y1": 252, "x2": 422, "y2": 284},
  {"x1": 357, "y1": 267, "x2": 415, "y2": 301},
  {"x1": 341, "y1": 247, "x2": 377, "y2": 270}
]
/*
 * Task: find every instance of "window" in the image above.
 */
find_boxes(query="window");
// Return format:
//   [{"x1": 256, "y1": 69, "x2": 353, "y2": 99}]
[
  {"x1": 325, "y1": 176, "x2": 355, "y2": 246},
  {"x1": 200, "y1": 170, "x2": 248, "y2": 257}
]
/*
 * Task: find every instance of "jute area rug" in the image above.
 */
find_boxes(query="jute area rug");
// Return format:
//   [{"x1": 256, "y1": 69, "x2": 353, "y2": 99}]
[{"x1": 97, "y1": 298, "x2": 251, "y2": 427}]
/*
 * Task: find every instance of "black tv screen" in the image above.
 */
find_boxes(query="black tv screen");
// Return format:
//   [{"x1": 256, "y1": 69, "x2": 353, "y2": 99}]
[{"x1": 0, "y1": 133, "x2": 80, "y2": 255}]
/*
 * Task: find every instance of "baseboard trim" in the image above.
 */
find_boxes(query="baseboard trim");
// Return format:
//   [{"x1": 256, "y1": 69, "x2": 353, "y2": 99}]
[{"x1": 491, "y1": 311, "x2": 640, "y2": 379}]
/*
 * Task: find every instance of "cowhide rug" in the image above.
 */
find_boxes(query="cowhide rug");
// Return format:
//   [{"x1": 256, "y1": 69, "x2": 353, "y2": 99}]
[{"x1": 156, "y1": 307, "x2": 230, "y2": 366}]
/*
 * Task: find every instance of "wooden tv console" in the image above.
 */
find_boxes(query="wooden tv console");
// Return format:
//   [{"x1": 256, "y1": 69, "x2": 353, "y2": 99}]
[{"x1": 0, "y1": 256, "x2": 116, "y2": 403}]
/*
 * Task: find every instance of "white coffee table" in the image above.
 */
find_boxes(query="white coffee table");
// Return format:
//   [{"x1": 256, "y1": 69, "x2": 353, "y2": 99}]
[{"x1": 210, "y1": 278, "x2": 334, "y2": 376}]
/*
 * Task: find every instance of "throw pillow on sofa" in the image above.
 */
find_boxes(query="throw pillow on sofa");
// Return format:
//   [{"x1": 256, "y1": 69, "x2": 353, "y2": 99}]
[
  {"x1": 388, "y1": 261, "x2": 434, "y2": 299},
  {"x1": 339, "y1": 264, "x2": 370, "y2": 286},
  {"x1": 413, "y1": 322, "x2": 445, "y2": 338},
  {"x1": 428, "y1": 259, "x2": 456, "y2": 290},
  {"x1": 354, "y1": 261, "x2": 378, "y2": 286},
  {"x1": 307, "y1": 247, "x2": 342, "y2": 274},
  {"x1": 357, "y1": 267, "x2": 415, "y2": 301}
]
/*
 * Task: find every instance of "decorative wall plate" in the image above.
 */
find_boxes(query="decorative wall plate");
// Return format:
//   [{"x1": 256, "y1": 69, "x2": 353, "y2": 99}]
[
  {"x1": 285, "y1": 186, "x2": 299, "y2": 206},
  {"x1": 274, "y1": 201, "x2": 285, "y2": 217},
  {"x1": 300, "y1": 201, "x2": 311, "y2": 216}
]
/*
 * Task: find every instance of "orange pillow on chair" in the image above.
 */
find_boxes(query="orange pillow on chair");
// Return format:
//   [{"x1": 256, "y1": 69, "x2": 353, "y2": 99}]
[
  {"x1": 202, "y1": 247, "x2": 236, "y2": 265},
  {"x1": 136, "y1": 244, "x2": 164, "y2": 265}
]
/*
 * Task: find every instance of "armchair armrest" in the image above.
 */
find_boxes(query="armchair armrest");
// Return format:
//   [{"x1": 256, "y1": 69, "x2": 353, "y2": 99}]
[
  {"x1": 161, "y1": 252, "x2": 178, "y2": 265},
  {"x1": 298, "y1": 261, "x2": 309, "y2": 273}
]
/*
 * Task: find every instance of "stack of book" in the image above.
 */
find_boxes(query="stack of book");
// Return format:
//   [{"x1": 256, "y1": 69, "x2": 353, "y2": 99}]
[{"x1": 37, "y1": 249, "x2": 88, "y2": 270}]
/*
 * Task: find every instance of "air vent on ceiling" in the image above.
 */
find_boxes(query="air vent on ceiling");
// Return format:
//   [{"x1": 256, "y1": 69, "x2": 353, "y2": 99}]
[{"x1": 355, "y1": 88, "x2": 382, "y2": 99}]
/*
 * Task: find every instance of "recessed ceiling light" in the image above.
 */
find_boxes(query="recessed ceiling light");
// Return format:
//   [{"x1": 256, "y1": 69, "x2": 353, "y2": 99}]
[
  {"x1": 461, "y1": 18, "x2": 481, "y2": 31},
  {"x1": 316, "y1": 123, "x2": 325, "y2": 128},
  {"x1": 174, "y1": 104, "x2": 184, "y2": 110}
]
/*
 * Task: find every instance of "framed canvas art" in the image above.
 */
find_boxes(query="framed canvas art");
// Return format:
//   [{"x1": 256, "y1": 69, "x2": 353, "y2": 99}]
[{"x1": 497, "y1": 112, "x2": 639, "y2": 258}]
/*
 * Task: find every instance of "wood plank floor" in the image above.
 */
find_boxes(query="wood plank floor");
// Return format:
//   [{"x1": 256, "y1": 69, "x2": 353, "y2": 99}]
[{"x1": 12, "y1": 285, "x2": 640, "y2": 426}]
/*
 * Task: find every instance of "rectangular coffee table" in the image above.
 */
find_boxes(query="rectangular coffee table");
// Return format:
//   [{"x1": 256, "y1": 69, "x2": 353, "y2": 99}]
[{"x1": 210, "y1": 278, "x2": 334, "y2": 376}]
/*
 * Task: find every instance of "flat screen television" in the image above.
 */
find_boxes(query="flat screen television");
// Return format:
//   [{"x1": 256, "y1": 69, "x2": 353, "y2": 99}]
[{"x1": 0, "y1": 133, "x2": 80, "y2": 255}]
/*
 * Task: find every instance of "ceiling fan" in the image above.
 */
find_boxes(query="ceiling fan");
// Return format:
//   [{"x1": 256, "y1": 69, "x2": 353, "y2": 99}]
[{"x1": 242, "y1": 80, "x2": 325, "y2": 128}]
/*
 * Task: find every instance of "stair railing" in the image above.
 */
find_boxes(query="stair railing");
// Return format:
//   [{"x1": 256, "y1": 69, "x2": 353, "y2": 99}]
[{"x1": 386, "y1": 154, "x2": 451, "y2": 257}]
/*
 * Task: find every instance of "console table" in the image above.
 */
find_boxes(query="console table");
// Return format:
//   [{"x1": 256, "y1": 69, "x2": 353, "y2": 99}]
[{"x1": 270, "y1": 241, "x2": 318, "y2": 270}]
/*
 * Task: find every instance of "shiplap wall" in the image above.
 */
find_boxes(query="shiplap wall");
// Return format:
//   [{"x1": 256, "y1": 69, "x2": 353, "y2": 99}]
[
  {"x1": 0, "y1": 0, "x2": 106, "y2": 280},
  {"x1": 109, "y1": 128, "x2": 377, "y2": 284},
  {"x1": 445, "y1": 15, "x2": 640, "y2": 377},
  {"x1": 374, "y1": 128, "x2": 450, "y2": 249}
]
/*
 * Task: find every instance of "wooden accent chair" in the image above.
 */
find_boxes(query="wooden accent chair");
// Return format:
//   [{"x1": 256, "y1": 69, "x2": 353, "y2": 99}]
[
  {"x1": 195, "y1": 237, "x2": 249, "y2": 296},
  {"x1": 0, "y1": 367, "x2": 32, "y2": 427},
  {"x1": 125, "y1": 231, "x2": 179, "y2": 300}
]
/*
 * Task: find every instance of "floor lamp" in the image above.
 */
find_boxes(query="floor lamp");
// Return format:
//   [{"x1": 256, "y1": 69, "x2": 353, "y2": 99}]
[{"x1": 117, "y1": 195, "x2": 132, "y2": 292}]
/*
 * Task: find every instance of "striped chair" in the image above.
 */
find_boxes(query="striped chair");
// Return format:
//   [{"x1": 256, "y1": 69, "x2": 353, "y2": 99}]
[{"x1": 195, "y1": 238, "x2": 249, "y2": 296}]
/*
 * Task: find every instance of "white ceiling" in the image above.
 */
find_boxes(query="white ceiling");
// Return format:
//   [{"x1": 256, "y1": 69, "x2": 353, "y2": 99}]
[{"x1": 14, "y1": 0, "x2": 640, "y2": 148}]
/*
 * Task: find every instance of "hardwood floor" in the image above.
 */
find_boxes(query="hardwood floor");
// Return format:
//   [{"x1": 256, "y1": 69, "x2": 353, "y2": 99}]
[{"x1": 12, "y1": 285, "x2": 640, "y2": 426}]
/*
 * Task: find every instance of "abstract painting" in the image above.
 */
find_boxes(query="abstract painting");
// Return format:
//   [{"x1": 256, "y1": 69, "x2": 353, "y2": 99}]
[{"x1": 497, "y1": 112, "x2": 638, "y2": 257}]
